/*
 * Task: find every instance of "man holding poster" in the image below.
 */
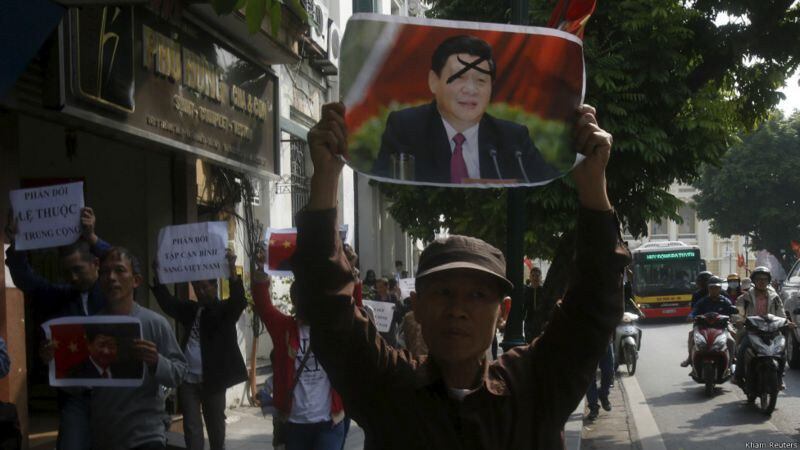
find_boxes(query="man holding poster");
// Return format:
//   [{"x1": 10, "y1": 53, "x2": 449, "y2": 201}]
[
  {"x1": 5, "y1": 206, "x2": 111, "y2": 450},
  {"x1": 152, "y1": 249, "x2": 247, "y2": 450},
  {"x1": 92, "y1": 247, "x2": 186, "y2": 450},
  {"x1": 372, "y1": 35, "x2": 560, "y2": 184},
  {"x1": 295, "y1": 101, "x2": 627, "y2": 448}
]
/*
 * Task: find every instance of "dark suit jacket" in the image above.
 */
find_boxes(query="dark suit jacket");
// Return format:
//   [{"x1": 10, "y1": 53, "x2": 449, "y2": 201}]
[
  {"x1": 67, "y1": 358, "x2": 143, "y2": 379},
  {"x1": 373, "y1": 102, "x2": 560, "y2": 183},
  {"x1": 4, "y1": 239, "x2": 112, "y2": 321},
  {"x1": 152, "y1": 278, "x2": 248, "y2": 392}
]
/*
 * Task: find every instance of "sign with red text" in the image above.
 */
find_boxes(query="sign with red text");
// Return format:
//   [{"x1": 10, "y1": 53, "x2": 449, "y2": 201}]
[
  {"x1": 10, "y1": 181, "x2": 85, "y2": 250},
  {"x1": 156, "y1": 221, "x2": 229, "y2": 284}
]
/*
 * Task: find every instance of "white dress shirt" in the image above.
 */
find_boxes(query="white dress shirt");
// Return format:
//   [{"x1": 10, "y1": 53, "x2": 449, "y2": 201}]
[{"x1": 441, "y1": 119, "x2": 481, "y2": 179}]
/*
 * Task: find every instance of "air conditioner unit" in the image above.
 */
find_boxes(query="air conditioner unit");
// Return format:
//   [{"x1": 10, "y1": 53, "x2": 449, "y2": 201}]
[
  {"x1": 327, "y1": 19, "x2": 340, "y2": 69},
  {"x1": 312, "y1": 18, "x2": 339, "y2": 76},
  {"x1": 309, "y1": 1, "x2": 329, "y2": 52}
]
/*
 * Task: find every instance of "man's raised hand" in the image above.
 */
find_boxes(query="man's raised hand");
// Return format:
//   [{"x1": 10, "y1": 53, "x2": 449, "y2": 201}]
[
  {"x1": 307, "y1": 103, "x2": 347, "y2": 210},
  {"x1": 571, "y1": 105, "x2": 613, "y2": 211},
  {"x1": 80, "y1": 207, "x2": 99, "y2": 245}
]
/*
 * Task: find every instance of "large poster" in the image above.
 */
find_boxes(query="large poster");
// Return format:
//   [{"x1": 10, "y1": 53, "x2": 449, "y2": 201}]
[
  {"x1": 341, "y1": 14, "x2": 585, "y2": 188},
  {"x1": 42, "y1": 316, "x2": 145, "y2": 387}
]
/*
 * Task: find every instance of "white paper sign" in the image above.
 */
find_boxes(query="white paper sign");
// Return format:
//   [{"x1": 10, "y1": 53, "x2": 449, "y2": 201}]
[
  {"x1": 10, "y1": 182, "x2": 85, "y2": 251},
  {"x1": 156, "y1": 221, "x2": 229, "y2": 284},
  {"x1": 398, "y1": 278, "x2": 415, "y2": 300},
  {"x1": 362, "y1": 300, "x2": 396, "y2": 333}
]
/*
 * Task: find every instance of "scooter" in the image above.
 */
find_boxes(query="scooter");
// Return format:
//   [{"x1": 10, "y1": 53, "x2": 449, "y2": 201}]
[
  {"x1": 737, "y1": 314, "x2": 790, "y2": 415},
  {"x1": 614, "y1": 312, "x2": 642, "y2": 375},
  {"x1": 690, "y1": 312, "x2": 733, "y2": 396}
]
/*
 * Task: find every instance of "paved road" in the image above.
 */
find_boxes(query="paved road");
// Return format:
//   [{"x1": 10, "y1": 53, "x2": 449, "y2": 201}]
[{"x1": 631, "y1": 320, "x2": 800, "y2": 449}]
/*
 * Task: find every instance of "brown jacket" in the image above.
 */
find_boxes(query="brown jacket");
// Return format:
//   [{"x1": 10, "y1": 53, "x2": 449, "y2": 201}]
[{"x1": 292, "y1": 208, "x2": 629, "y2": 449}]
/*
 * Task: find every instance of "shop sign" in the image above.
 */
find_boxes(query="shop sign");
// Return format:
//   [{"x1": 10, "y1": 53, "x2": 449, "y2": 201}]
[{"x1": 65, "y1": 5, "x2": 276, "y2": 173}]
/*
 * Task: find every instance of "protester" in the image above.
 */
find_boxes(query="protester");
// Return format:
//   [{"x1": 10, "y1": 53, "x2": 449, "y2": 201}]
[
  {"x1": 401, "y1": 309, "x2": 428, "y2": 358},
  {"x1": 251, "y1": 260, "x2": 346, "y2": 450},
  {"x1": 0, "y1": 336, "x2": 21, "y2": 450},
  {"x1": 4, "y1": 207, "x2": 108, "y2": 450},
  {"x1": 343, "y1": 244, "x2": 363, "y2": 308},
  {"x1": 374, "y1": 278, "x2": 403, "y2": 346},
  {"x1": 0, "y1": 338, "x2": 8, "y2": 378},
  {"x1": 522, "y1": 266, "x2": 546, "y2": 343},
  {"x1": 585, "y1": 342, "x2": 614, "y2": 421},
  {"x1": 91, "y1": 247, "x2": 187, "y2": 450},
  {"x1": 295, "y1": 102, "x2": 623, "y2": 448},
  {"x1": 363, "y1": 270, "x2": 377, "y2": 299},
  {"x1": 152, "y1": 250, "x2": 247, "y2": 450}
]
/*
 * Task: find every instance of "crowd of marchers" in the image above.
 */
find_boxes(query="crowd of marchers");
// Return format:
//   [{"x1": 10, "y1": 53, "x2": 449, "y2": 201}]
[{"x1": 2, "y1": 97, "x2": 619, "y2": 450}]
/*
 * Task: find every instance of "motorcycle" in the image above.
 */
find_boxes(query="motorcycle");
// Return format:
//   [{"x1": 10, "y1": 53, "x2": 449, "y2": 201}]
[
  {"x1": 614, "y1": 312, "x2": 642, "y2": 375},
  {"x1": 737, "y1": 314, "x2": 790, "y2": 415},
  {"x1": 690, "y1": 312, "x2": 733, "y2": 396}
]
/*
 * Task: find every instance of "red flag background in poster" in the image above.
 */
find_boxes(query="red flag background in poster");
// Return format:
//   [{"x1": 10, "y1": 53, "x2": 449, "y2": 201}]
[
  {"x1": 344, "y1": 21, "x2": 585, "y2": 136},
  {"x1": 50, "y1": 324, "x2": 89, "y2": 378},
  {"x1": 266, "y1": 228, "x2": 297, "y2": 275}
]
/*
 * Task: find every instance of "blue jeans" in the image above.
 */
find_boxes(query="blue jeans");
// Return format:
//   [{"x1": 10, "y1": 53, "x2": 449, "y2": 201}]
[
  {"x1": 57, "y1": 390, "x2": 91, "y2": 450},
  {"x1": 285, "y1": 420, "x2": 346, "y2": 450},
  {"x1": 586, "y1": 342, "x2": 615, "y2": 411}
]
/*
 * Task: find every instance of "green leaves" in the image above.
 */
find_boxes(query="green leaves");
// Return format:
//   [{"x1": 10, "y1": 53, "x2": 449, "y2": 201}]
[
  {"x1": 246, "y1": 0, "x2": 266, "y2": 34},
  {"x1": 212, "y1": 0, "x2": 309, "y2": 36},
  {"x1": 694, "y1": 114, "x2": 800, "y2": 269}
]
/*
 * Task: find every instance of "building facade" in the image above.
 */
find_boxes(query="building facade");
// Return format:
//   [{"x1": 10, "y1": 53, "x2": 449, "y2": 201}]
[{"x1": 624, "y1": 183, "x2": 756, "y2": 278}]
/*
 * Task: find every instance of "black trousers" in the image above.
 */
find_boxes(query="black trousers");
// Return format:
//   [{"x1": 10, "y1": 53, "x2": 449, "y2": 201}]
[{"x1": 179, "y1": 382, "x2": 227, "y2": 450}]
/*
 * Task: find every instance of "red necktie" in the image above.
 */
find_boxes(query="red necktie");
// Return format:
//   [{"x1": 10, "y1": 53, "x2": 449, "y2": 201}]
[{"x1": 450, "y1": 133, "x2": 468, "y2": 183}]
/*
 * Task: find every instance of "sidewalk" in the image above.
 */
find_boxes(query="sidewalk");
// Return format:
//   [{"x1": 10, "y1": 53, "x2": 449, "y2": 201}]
[
  {"x1": 580, "y1": 371, "x2": 639, "y2": 450},
  {"x1": 223, "y1": 406, "x2": 365, "y2": 450}
]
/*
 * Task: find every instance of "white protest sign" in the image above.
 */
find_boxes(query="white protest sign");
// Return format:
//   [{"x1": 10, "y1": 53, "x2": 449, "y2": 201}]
[
  {"x1": 10, "y1": 182, "x2": 84, "y2": 251},
  {"x1": 362, "y1": 300, "x2": 396, "y2": 333},
  {"x1": 157, "y1": 221, "x2": 229, "y2": 284},
  {"x1": 398, "y1": 278, "x2": 415, "y2": 300}
]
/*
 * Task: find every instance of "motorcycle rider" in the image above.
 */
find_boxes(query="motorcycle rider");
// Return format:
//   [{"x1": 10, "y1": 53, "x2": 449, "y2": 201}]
[
  {"x1": 727, "y1": 273, "x2": 742, "y2": 300},
  {"x1": 732, "y1": 266, "x2": 788, "y2": 387},
  {"x1": 691, "y1": 271, "x2": 714, "y2": 309},
  {"x1": 681, "y1": 276, "x2": 738, "y2": 367}
]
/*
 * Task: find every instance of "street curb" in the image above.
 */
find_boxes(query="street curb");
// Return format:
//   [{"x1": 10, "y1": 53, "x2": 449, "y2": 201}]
[{"x1": 617, "y1": 372, "x2": 642, "y2": 450}]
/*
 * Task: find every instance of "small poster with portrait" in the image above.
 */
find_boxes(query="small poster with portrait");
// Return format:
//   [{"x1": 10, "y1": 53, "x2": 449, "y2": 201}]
[
  {"x1": 42, "y1": 316, "x2": 145, "y2": 387},
  {"x1": 340, "y1": 14, "x2": 586, "y2": 188}
]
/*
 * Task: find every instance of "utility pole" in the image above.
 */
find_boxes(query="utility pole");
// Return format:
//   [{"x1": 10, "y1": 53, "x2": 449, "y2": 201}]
[{"x1": 500, "y1": 0, "x2": 529, "y2": 351}]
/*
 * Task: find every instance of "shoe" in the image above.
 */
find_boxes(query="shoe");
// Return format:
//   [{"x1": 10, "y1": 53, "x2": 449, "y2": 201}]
[
  {"x1": 680, "y1": 359, "x2": 691, "y2": 368},
  {"x1": 780, "y1": 381, "x2": 786, "y2": 391},
  {"x1": 586, "y1": 408, "x2": 599, "y2": 421},
  {"x1": 600, "y1": 397, "x2": 612, "y2": 412}
]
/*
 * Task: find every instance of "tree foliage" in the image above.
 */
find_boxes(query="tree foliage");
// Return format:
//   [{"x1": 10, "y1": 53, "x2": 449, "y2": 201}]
[
  {"x1": 694, "y1": 113, "x2": 800, "y2": 270},
  {"x1": 377, "y1": 0, "x2": 800, "y2": 261}
]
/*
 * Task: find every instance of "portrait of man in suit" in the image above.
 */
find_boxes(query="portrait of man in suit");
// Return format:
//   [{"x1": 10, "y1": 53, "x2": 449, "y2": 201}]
[
  {"x1": 68, "y1": 323, "x2": 142, "y2": 379},
  {"x1": 372, "y1": 34, "x2": 561, "y2": 184}
]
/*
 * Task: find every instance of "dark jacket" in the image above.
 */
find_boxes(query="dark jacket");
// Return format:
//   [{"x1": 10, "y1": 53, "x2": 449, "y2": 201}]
[
  {"x1": 522, "y1": 285, "x2": 546, "y2": 343},
  {"x1": 689, "y1": 296, "x2": 738, "y2": 318},
  {"x1": 373, "y1": 102, "x2": 560, "y2": 184},
  {"x1": 152, "y1": 278, "x2": 248, "y2": 392},
  {"x1": 5, "y1": 239, "x2": 111, "y2": 320},
  {"x1": 67, "y1": 358, "x2": 143, "y2": 379},
  {"x1": 291, "y1": 207, "x2": 630, "y2": 449}
]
